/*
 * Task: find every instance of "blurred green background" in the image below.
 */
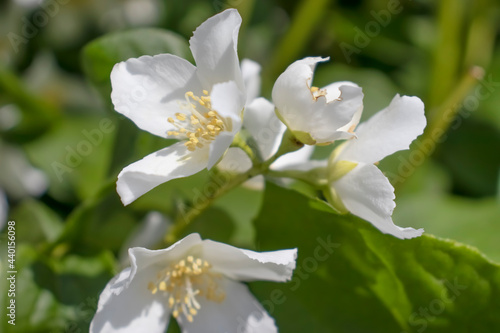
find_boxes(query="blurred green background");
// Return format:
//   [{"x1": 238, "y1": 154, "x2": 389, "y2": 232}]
[{"x1": 0, "y1": 0, "x2": 499, "y2": 332}]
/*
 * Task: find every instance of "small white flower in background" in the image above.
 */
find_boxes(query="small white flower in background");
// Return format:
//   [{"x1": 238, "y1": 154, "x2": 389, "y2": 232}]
[
  {"x1": 272, "y1": 57, "x2": 364, "y2": 145},
  {"x1": 111, "y1": 9, "x2": 247, "y2": 205},
  {"x1": 326, "y1": 94, "x2": 427, "y2": 239},
  {"x1": 91, "y1": 233, "x2": 297, "y2": 333}
]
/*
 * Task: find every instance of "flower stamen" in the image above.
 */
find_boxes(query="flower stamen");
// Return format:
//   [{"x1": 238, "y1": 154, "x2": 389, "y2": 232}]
[
  {"x1": 148, "y1": 256, "x2": 225, "y2": 323},
  {"x1": 167, "y1": 91, "x2": 227, "y2": 152},
  {"x1": 310, "y1": 86, "x2": 327, "y2": 101}
]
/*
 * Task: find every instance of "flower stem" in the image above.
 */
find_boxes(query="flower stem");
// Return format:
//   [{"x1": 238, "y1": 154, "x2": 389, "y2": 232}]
[{"x1": 165, "y1": 130, "x2": 304, "y2": 244}]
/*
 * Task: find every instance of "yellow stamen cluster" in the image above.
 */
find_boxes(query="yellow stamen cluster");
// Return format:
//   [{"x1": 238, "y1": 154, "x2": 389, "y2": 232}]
[
  {"x1": 147, "y1": 255, "x2": 225, "y2": 323},
  {"x1": 167, "y1": 91, "x2": 226, "y2": 152},
  {"x1": 310, "y1": 86, "x2": 327, "y2": 101}
]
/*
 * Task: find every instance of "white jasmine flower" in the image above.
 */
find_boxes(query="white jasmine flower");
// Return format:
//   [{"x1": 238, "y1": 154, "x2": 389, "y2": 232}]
[
  {"x1": 272, "y1": 57, "x2": 364, "y2": 145},
  {"x1": 90, "y1": 233, "x2": 297, "y2": 333},
  {"x1": 327, "y1": 95, "x2": 427, "y2": 239},
  {"x1": 111, "y1": 9, "x2": 247, "y2": 205}
]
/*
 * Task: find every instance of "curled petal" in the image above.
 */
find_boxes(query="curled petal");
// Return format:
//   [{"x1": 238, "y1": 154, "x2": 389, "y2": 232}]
[
  {"x1": 201, "y1": 239, "x2": 297, "y2": 282},
  {"x1": 116, "y1": 142, "x2": 209, "y2": 205},
  {"x1": 190, "y1": 8, "x2": 244, "y2": 91},
  {"x1": 332, "y1": 163, "x2": 423, "y2": 239},
  {"x1": 335, "y1": 94, "x2": 426, "y2": 164}
]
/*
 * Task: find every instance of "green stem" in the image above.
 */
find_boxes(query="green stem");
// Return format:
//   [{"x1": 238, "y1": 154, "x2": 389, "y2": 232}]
[
  {"x1": 424, "y1": 66, "x2": 484, "y2": 147},
  {"x1": 231, "y1": 132, "x2": 256, "y2": 162},
  {"x1": 165, "y1": 129, "x2": 304, "y2": 243}
]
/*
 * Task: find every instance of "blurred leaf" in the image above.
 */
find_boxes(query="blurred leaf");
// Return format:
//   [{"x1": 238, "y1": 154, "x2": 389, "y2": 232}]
[
  {"x1": 24, "y1": 113, "x2": 116, "y2": 203},
  {"x1": 213, "y1": 185, "x2": 263, "y2": 246},
  {"x1": 251, "y1": 182, "x2": 500, "y2": 333},
  {"x1": 9, "y1": 198, "x2": 63, "y2": 244},
  {"x1": 32, "y1": 252, "x2": 114, "y2": 306},
  {"x1": 81, "y1": 28, "x2": 191, "y2": 103},
  {"x1": 180, "y1": 206, "x2": 235, "y2": 244},
  {"x1": 0, "y1": 67, "x2": 60, "y2": 143},
  {"x1": 60, "y1": 184, "x2": 137, "y2": 255},
  {"x1": 434, "y1": 117, "x2": 500, "y2": 197}
]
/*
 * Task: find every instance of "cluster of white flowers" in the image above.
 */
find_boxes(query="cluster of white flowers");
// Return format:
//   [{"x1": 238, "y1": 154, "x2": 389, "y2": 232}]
[{"x1": 92, "y1": 8, "x2": 426, "y2": 333}]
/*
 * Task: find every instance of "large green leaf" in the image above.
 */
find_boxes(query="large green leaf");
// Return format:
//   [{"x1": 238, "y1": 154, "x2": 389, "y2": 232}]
[{"x1": 251, "y1": 182, "x2": 500, "y2": 333}]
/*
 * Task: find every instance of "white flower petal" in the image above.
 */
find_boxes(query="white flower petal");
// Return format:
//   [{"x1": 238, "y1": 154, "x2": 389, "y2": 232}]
[
  {"x1": 207, "y1": 81, "x2": 245, "y2": 169},
  {"x1": 210, "y1": 81, "x2": 245, "y2": 123},
  {"x1": 129, "y1": 233, "x2": 203, "y2": 273},
  {"x1": 116, "y1": 142, "x2": 209, "y2": 205},
  {"x1": 244, "y1": 98, "x2": 285, "y2": 160},
  {"x1": 190, "y1": 9, "x2": 244, "y2": 90},
  {"x1": 241, "y1": 58, "x2": 261, "y2": 103},
  {"x1": 207, "y1": 132, "x2": 237, "y2": 170},
  {"x1": 322, "y1": 81, "x2": 359, "y2": 102},
  {"x1": 272, "y1": 57, "x2": 363, "y2": 143},
  {"x1": 335, "y1": 94, "x2": 426, "y2": 164},
  {"x1": 111, "y1": 54, "x2": 202, "y2": 138},
  {"x1": 333, "y1": 163, "x2": 423, "y2": 239},
  {"x1": 270, "y1": 145, "x2": 316, "y2": 171},
  {"x1": 90, "y1": 267, "x2": 170, "y2": 333},
  {"x1": 217, "y1": 147, "x2": 252, "y2": 174},
  {"x1": 272, "y1": 57, "x2": 327, "y2": 133},
  {"x1": 201, "y1": 239, "x2": 297, "y2": 282},
  {"x1": 178, "y1": 277, "x2": 277, "y2": 333}
]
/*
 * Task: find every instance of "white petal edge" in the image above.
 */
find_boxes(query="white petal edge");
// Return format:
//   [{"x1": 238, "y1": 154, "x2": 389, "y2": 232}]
[
  {"x1": 333, "y1": 163, "x2": 423, "y2": 239},
  {"x1": 116, "y1": 142, "x2": 209, "y2": 205},
  {"x1": 335, "y1": 94, "x2": 426, "y2": 164},
  {"x1": 178, "y1": 277, "x2": 277, "y2": 333},
  {"x1": 190, "y1": 9, "x2": 244, "y2": 91},
  {"x1": 244, "y1": 97, "x2": 285, "y2": 160},
  {"x1": 111, "y1": 54, "x2": 202, "y2": 138},
  {"x1": 201, "y1": 239, "x2": 297, "y2": 282},
  {"x1": 207, "y1": 81, "x2": 245, "y2": 169},
  {"x1": 241, "y1": 58, "x2": 262, "y2": 103},
  {"x1": 90, "y1": 267, "x2": 171, "y2": 333},
  {"x1": 129, "y1": 233, "x2": 203, "y2": 275}
]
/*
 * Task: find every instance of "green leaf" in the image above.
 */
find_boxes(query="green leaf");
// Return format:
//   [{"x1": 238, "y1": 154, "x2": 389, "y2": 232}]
[
  {"x1": 9, "y1": 199, "x2": 63, "y2": 244},
  {"x1": 81, "y1": 28, "x2": 191, "y2": 103},
  {"x1": 251, "y1": 182, "x2": 500, "y2": 333},
  {"x1": 24, "y1": 113, "x2": 116, "y2": 203}
]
